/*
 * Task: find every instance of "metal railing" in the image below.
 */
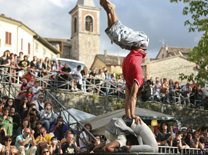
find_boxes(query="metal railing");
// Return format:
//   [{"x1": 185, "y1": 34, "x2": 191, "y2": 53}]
[
  {"x1": 0, "y1": 70, "x2": 97, "y2": 152},
  {"x1": 158, "y1": 146, "x2": 207, "y2": 154}
]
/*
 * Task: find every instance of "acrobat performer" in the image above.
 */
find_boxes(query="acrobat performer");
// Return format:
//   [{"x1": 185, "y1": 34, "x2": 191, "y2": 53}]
[{"x1": 100, "y1": 0, "x2": 151, "y2": 124}]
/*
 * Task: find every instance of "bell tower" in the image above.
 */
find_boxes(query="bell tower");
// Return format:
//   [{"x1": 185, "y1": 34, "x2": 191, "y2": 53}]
[{"x1": 69, "y1": 0, "x2": 101, "y2": 68}]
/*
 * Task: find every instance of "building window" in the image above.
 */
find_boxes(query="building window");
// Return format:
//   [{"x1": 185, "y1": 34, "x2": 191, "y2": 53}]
[
  {"x1": 74, "y1": 17, "x2": 77, "y2": 33},
  {"x1": 28, "y1": 43, "x2": 31, "y2": 55},
  {"x1": 35, "y1": 42, "x2": 39, "y2": 51},
  {"x1": 21, "y1": 38, "x2": 23, "y2": 51},
  {"x1": 5, "y1": 32, "x2": 12, "y2": 45},
  {"x1": 85, "y1": 16, "x2": 93, "y2": 32},
  {"x1": 43, "y1": 48, "x2": 46, "y2": 55}
]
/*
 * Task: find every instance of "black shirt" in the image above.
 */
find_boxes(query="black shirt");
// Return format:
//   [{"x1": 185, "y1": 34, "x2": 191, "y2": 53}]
[
  {"x1": 61, "y1": 142, "x2": 78, "y2": 153},
  {"x1": 62, "y1": 67, "x2": 71, "y2": 73},
  {"x1": 19, "y1": 60, "x2": 30, "y2": 67},
  {"x1": 89, "y1": 72, "x2": 96, "y2": 77},
  {"x1": 156, "y1": 132, "x2": 171, "y2": 142}
]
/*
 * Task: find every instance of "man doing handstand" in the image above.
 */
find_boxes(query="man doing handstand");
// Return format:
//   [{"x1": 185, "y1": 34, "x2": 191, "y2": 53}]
[{"x1": 101, "y1": 0, "x2": 151, "y2": 124}]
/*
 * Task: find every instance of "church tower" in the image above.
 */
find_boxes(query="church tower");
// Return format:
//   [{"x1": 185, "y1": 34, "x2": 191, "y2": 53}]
[{"x1": 69, "y1": 0, "x2": 101, "y2": 69}]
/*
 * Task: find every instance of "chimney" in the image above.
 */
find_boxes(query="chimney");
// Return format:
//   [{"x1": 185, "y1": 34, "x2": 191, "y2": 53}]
[{"x1": 104, "y1": 49, "x2": 107, "y2": 57}]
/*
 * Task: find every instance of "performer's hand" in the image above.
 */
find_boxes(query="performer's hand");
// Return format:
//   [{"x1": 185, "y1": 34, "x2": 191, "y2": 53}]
[{"x1": 134, "y1": 116, "x2": 142, "y2": 125}]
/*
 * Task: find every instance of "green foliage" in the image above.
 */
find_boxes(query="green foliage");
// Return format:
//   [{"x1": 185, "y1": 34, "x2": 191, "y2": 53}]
[
  {"x1": 170, "y1": 0, "x2": 208, "y2": 85},
  {"x1": 89, "y1": 94, "x2": 99, "y2": 100},
  {"x1": 113, "y1": 102, "x2": 124, "y2": 110},
  {"x1": 108, "y1": 97, "x2": 114, "y2": 102}
]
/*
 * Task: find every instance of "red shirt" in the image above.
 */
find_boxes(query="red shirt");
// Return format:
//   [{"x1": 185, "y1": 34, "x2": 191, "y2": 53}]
[{"x1": 122, "y1": 49, "x2": 146, "y2": 89}]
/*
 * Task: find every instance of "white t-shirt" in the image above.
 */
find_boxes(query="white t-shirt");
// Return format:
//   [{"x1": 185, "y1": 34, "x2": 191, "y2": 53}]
[
  {"x1": 32, "y1": 86, "x2": 42, "y2": 100},
  {"x1": 79, "y1": 131, "x2": 88, "y2": 152},
  {"x1": 72, "y1": 68, "x2": 82, "y2": 84}
]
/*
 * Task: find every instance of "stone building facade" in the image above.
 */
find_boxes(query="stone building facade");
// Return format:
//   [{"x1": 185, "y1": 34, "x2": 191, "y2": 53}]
[
  {"x1": 69, "y1": 0, "x2": 101, "y2": 69},
  {"x1": 143, "y1": 55, "x2": 198, "y2": 83}
]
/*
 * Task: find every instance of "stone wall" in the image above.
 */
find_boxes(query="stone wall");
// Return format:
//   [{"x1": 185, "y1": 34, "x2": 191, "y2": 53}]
[{"x1": 49, "y1": 90, "x2": 208, "y2": 129}]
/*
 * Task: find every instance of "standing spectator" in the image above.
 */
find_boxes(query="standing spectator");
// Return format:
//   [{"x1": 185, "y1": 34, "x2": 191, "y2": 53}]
[
  {"x1": 71, "y1": 65, "x2": 82, "y2": 90},
  {"x1": 32, "y1": 81, "x2": 43, "y2": 101},
  {"x1": 17, "y1": 77, "x2": 28, "y2": 100},
  {"x1": 18, "y1": 55, "x2": 30, "y2": 70},
  {"x1": 81, "y1": 67, "x2": 89, "y2": 92},
  {"x1": 172, "y1": 131, "x2": 190, "y2": 150},
  {"x1": 174, "y1": 82, "x2": 181, "y2": 103},
  {"x1": 79, "y1": 123, "x2": 93, "y2": 153},
  {"x1": 160, "y1": 78, "x2": 169, "y2": 103},
  {"x1": 96, "y1": 69, "x2": 105, "y2": 94},
  {"x1": 43, "y1": 57, "x2": 51, "y2": 75},
  {"x1": 36, "y1": 127, "x2": 53, "y2": 155},
  {"x1": 185, "y1": 132, "x2": 194, "y2": 147},
  {"x1": 57, "y1": 60, "x2": 64, "y2": 72},
  {"x1": 182, "y1": 83, "x2": 192, "y2": 107},
  {"x1": 89, "y1": 68, "x2": 97, "y2": 79},
  {"x1": 32, "y1": 94, "x2": 44, "y2": 113},
  {"x1": 117, "y1": 75, "x2": 123, "y2": 96},
  {"x1": 17, "y1": 51, "x2": 24, "y2": 63},
  {"x1": 0, "y1": 50, "x2": 10, "y2": 74},
  {"x1": 157, "y1": 121, "x2": 174, "y2": 146},
  {"x1": 31, "y1": 56, "x2": 38, "y2": 76},
  {"x1": 40, "y1": 101, "x2": 57, "y2": 133},
  {"x1": 0, "y1": 96, "x2": 9, "y2": 116},
  {"x1": 51, "y1": 61, "x2": 58, "y2": 72},
  {"x1": 61, "y1": 133, "x2": 78, "y2": 154},
  {"x1": 168, "y1": 79, "x2": 175, "y2": 103},
  {"x1": 49, "y1": 137, "x2": 62, "y2": 154},
  {"x1": 60, "y1": 63, "x2": 72, "y2": 81},
  {"x1": 9, "y1": 53, "x2": 17, "y2": 83},
  {"x1": 37, "y1": 59, "x2": 44, "y2": 76},
  {"x1": 0, "y1": 108, "x2": 13, "y2": 136},
  {"x1": 153, "y1": 80, "x2": 161, "y2": 101},
  {"x1": 15, "y1": 128, "x2": 37, "y2": 155},
  {"x1": 50, "y1": 116, "x2": 68, "y2": 141},
  {"x1": 24, "y1": 87, "x2": 34, "y2": 104},
  {"x1": 24, "y1": 67, "x2": 36, "y2": 83}
]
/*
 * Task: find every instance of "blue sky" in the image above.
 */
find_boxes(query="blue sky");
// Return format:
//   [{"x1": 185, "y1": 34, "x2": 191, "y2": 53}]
[{"x1": 0, "y1": 0, "x2": 202, "y2": 58}]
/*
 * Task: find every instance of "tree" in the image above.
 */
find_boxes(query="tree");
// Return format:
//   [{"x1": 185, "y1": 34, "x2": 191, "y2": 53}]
[{"x1": 170, "y1": 0, "x2": 208, "y2": 85}]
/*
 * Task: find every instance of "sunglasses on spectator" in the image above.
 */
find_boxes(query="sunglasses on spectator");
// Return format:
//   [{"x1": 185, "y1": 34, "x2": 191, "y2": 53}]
[
  {"x1": 43, "y1": 151, "x2": 49, "y2": 153},
  {"x1": 5, "y1": 140, "x2": 12, "y2": 142}
]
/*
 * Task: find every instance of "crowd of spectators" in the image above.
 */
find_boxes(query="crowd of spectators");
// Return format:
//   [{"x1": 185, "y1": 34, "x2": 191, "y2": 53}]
[
  {"x1": 156, "y1": 121, "x2": 208, "y2": 153},
  {"x1": 0, "y1": 50, "x2": 126, "y2": 96},
  {"x1": 0, "y1": 93, "x2": 102, "y2": 154},
  {"x1": 146, "y1": 77, "x2": 205, "y2": 107}
]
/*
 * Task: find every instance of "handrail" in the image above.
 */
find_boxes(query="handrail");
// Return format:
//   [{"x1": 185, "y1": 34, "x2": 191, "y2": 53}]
[{"x1": 158, "y1": 146, "x2": 207, "y2": 154}]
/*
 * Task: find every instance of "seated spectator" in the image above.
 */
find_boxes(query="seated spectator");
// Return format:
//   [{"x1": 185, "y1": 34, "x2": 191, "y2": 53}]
[
  {"x1": 37, "y1": 59, "x2": 44, "y2": 77},
  {"x1": 79, "y1": 123, "x2": 93, "y2": 153},
  {"x1": 28, "y1": 75, "x2": 35, "y2": 87},
  {"x1": 0, "y1": 108, "x2": 13, "y2": 136},
  {"x1": 31, "y1": 56, "x2": 38, "y2": 74},
  {"x1": 15, "y1": 128, "x2": 37, "y2": 155},
  {"x1": 9, "y1": 107, "x2": 21, "y2": 132},
  {"x1": 0, "y1": 50, "x2": 10, "y2": 75},
  {"x1": 182, "y1": 83, "x2": 192, "y2": 107},
  {"x1": 0, "y1": 96, "x2": 9, "y2": 116},
  {"x1": 172, "y1": 131, "x2": 190, "y2": 150},
  {"x1": 24, "y1": 87, "x2": 34, "y2": 104},
  {"x1": 192, "y1": 131, "x2": 204, "y2": 149},
  {"x1": 2, "y1": 136, "x2": 18, "y2": 154},
  {"x1": 32, "y1": 94, "x2": 44, "y2": 113},
  {"x1": 19, "y1": 97, "x2": 30, "y2": 119},
  {"x1": 4, "y1": 98, "x2": 15, "y2": 111},
  {"x1": 50, "y1": 116, "x2": 68, "y2": 141},
  {"x1": 17, "y1": 77, "x2": 28, "y2": 100},
  {"x1": 34, "y1": 121, "x2": 43, "y2": 139},
  {"x1": 40, "y1": 101, "x2": 57, "y2": 133},
  {"x1": 41, "y1": 147, "x2": 51, "y2": 155},
  {"x1": 16, "y1": 118, "x2": 30, "y2": 136},
  {"x1": 23, "y1": 103, "x2": 40, "y2": 130},
  {"x1": 174, "y1": 81, "x2": 181, "y2": 103},
  {"x1": 60, "y1": 130, "x2": 75, "y2": 144},
  {"x1": 157, "y1": 121, "x2": 174, "y2": 146},
  {"x1": 201, "y1": 126, "x2": 208, "y2": 149},
  {"x1": 49, "y1": 137, "x2": 62, "y2": 154},
  {"x1": 42, "y1": 57, "x2": 51, "y2": 75},
  {"x1": 61, "y1": 133, "x2": 78, "y2": 154},
  {"x1": 36, "y1": 127, "x2": 53, "y2": 155}
]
